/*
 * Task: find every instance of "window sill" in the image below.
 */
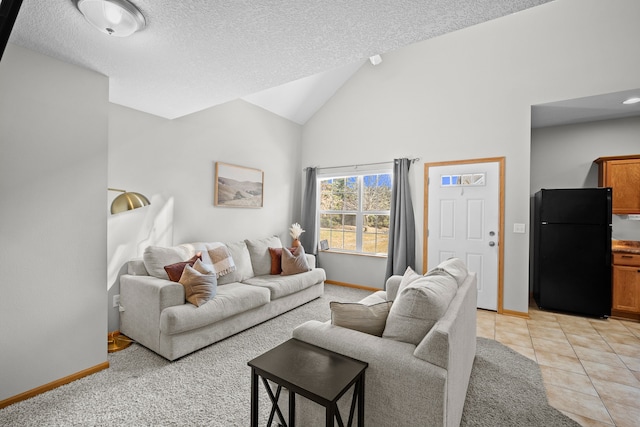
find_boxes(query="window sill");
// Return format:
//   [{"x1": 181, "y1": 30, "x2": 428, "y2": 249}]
[{"x1": 319, "y1": 249, "x2": 388, "y2": 259}]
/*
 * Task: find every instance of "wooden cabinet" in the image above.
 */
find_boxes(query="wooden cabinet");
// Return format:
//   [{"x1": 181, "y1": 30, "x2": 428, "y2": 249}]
[
  {"x1": 612, "y1": 253, "x2": 640, "y2": 321},
  {"x1": 594, "y1": 155, "x2": 640, "y2": 214}
]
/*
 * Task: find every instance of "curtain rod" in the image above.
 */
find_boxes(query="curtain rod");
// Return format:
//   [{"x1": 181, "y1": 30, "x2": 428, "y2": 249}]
[{"x1": 304, "y1": 157, "x2": 420, "y2": 172}]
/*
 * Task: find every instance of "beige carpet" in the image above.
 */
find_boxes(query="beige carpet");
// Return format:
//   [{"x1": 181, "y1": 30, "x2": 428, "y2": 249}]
[{"x1": 0, "y1": 284, "x2": 578, "y2": 426}]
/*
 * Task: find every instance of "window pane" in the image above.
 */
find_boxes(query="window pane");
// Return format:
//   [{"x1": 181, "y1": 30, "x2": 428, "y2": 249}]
[
  {"x1": 343, "y1": 214, "x2": 356, "y2": 250},
  {"x1": 320, "y1": 178, "x2": 333, "y2": 210},
  {"x1": 332, "y1": 178, "x2": 346, "y2": 210},
  {"x1": 344, "y1": 176, "x2": 358, "y2": 210},
  {"x1": 320, "y1": 213, "x2": 356, "y2": 250},
  {"x1": 363, "y1": 173, "x2": 392, "y2": 211},
  {"x1": 363, "y1": 214, "x2": 389, "y2": 254},
  {"x1": 332, "y1": 191, "x2": 345, "y2": 210},
  {"x1": 321, "y1": 177, "x2": 358, "y2": 210},
  {"x1": 319, "y1": 214, "x2": 332, "y2": 247}
]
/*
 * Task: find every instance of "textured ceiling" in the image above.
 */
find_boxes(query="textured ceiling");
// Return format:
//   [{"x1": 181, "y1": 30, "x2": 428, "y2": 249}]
[{"x1": 10, "y1": 0, "x2": 553, "y2": 121}]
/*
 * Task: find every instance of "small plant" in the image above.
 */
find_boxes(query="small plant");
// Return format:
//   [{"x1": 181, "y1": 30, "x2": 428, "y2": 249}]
[{"x1": 289, "y1": 223, "x2": 305, "y2": 239}]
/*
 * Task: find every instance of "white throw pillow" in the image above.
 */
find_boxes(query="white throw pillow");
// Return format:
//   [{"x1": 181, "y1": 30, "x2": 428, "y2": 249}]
[
  {"x1": 143, "y1": 245, "x2": 191, "y2": 280},
  {"x1": 245, "y1": 236, "x2": 282, "y2": 276},
  {"x1": 382, "y1": 274, "x2": 458, "y2": 345}
]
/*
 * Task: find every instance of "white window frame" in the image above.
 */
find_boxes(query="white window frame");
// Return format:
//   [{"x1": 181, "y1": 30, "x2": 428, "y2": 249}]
[{"x1": 317, "y1": 167, "x2": 392, "y2": 256}]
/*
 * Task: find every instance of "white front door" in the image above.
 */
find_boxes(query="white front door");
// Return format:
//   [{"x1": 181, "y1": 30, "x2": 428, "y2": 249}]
[{"x1": 426, "y1": 160, "x2": 502, "y2": 311}]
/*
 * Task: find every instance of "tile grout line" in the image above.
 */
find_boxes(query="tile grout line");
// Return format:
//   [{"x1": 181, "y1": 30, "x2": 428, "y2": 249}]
[{"x1": 563, "y1": 320, "x2": 617, "y2": 426}]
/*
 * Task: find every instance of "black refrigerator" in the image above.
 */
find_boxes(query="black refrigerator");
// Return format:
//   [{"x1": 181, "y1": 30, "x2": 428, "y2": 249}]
[{"x1": 532, "y1": 188, "x2": 612, "y2": 318}]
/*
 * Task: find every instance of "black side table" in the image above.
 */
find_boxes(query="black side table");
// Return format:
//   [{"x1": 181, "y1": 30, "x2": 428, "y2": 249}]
[{"x1": 248, "y1": 338, "x2": 368, "y2": 427}]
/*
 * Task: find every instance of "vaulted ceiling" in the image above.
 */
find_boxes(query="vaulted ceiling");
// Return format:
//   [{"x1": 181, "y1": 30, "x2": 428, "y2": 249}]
[{"x1": 9, "y1": 0, "x2": 554, "y2": 123}]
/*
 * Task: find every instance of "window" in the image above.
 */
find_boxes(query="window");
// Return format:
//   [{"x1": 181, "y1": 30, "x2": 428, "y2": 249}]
[
  {"x1": 319, "y1": 172, "x2": 392, "y2": 255},
  {"x1": 440, "y1": 172, "x2": 485, "y2": 187}
]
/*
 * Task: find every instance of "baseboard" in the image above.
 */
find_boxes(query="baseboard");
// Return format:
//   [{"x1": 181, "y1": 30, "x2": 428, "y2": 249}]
[
  {"x1": 0, "y1": 361, "x2": 109, "y2": 409},
  {"x1": 611, "y1": 309, "x2": 640, "y2": 322},
  {"x1": 325, "y1": 280, "x2": 380, "y2": 292},
  {"x1": 501, "y1": 308, "x2": 530, "y2": 319}
]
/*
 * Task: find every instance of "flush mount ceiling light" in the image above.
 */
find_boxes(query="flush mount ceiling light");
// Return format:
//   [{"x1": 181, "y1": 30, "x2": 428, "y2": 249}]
[
  {"x1": 76, "y1": 0, "x2": 145, "y2": 37},
  {"x1": 622, "y1": 97, "x2": 640, "y2": 105}
]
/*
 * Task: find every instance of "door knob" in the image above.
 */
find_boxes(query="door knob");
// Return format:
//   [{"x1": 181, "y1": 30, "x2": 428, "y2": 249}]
[{"x1": 489, "y1": 241, "x2": 496, "y2": 247}]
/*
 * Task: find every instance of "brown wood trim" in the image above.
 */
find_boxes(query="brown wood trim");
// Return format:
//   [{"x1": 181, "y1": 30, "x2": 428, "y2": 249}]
[
  {"x1": 611, "y1": 309, "x2": 640, "y2": 322},
  {"x1": 423, "y1": 157, "x2": 506, "y2": 314},
  {"x1": 594, "y1": 154, "x2": 640, "y2": 163},
  {"x1": 0, "y1": 361, "x2": 109, "y2": 409},
  {"x1": 325, "y1": 280, "x2": 381, "y2": 292},
  {"x1": 501, "y1": 309, "x2": 530, "y2": 319}
]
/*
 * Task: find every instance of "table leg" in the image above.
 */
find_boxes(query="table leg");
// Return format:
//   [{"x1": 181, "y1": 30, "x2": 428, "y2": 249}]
[
  {"x1": 358, "y1": 373, "x2": 365, "y2": 427},
  {"x1": 289, "y1": 390, "x2": 296, "y2": 427},
  {"x1": 326, "y1": 405, "x2": 335, "y2": 427},
  {"x1": 261, "y1": 378, "x2": 287, "y2": 427},
  {"x1": 251, "y1": 368, "x2": 258, "y2": 427}
]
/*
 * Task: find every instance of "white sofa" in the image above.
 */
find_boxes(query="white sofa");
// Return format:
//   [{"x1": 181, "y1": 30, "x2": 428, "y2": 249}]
[
  {"x1": 120, "y1": 236, "x2": 325, "y2": 361},
  {"x1": 292, "y1": 259, "x2": 477, "y2": 427}
]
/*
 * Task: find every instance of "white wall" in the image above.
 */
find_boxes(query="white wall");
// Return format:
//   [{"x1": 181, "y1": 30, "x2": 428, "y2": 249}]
[
  {"x1": 303, "y1": 0, "x2": 640, "y2": 312},
  {"x1": 531, "y1": 116, "x2": 640, "y2": 241},
  {"x1": 0, "y1": 45, "x2": 108, "y2": 401},
  {"x1": 108, "y1": 100, "x2": 303, "y2": 331},
  {"x1": 318, "y1": 252, "x2": 388, "y2": 289}
]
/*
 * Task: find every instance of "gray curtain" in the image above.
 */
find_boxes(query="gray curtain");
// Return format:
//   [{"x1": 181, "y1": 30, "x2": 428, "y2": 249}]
[
  {"x1": 385, "y1": 158, "x2": 416, "y2": 281},
  {"x1": 300, "y1": 167, "x2": 318, "y2": 254}
]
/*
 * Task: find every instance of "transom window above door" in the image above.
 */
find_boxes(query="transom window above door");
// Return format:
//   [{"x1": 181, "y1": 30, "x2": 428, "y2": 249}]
[{"x1": 440, "y1": 173, "x2": 486, "y2": 187}]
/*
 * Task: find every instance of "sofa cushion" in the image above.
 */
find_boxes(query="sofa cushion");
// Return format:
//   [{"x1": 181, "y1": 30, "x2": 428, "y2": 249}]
[
  {"x1": 382, "y1": 273, "x2": 458, "y2": 345},
  {"x1": 179, "y1": 260, "x2": 217, "y2": 307},
  {"x1": 245, "y1": 236, "x2": 282, "y2": 276},
  {"x1": 242, "y1": 268, "x2": 326, "y2": 300},
  {"x1": 143, "y1": 243, "x2": 210, "y2": 280},
  {"x1": 330, "y1": 301, "x2": 392, "y2": 336},
  {"x1": 425, "y1": 257, "x2": 468, "y2": 285},
  {"x1": 144, "y1": 245, "x2": 192, "y2": 280},
  {"x1": 164, "y1": 253, "x2": 202, "y2": 282},
  {"x1": 217, "y1": 241, "x2": 255, "y2": 285},
  {"x1": 359, "y1": 291, "x2": 388, "y2": 306},
  {"x1": 204, "y1": 242, "x2": 237, "y2": 278},
  {"x1": 160, "y1": 283, "x2": 270, "y2": 335},
  {"x1": 281, "y1": 245, "x2": 311, "y2": 276},
  {"x1": 394, "y1": 266, "x2": 423, "y2": 299}
]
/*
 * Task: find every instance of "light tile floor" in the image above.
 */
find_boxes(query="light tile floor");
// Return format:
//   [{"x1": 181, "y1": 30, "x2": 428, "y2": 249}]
[{"x1": 477, "y1": 302, "x2": 640, "y2": 427}]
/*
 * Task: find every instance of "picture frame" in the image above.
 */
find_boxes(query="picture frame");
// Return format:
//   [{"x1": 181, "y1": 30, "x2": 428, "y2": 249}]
[{"x1": 214, "y1": 162, "x2": 264, "y2": 208}]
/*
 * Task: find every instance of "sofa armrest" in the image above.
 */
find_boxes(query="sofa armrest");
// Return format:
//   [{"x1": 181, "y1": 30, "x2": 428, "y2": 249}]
[
  {"x1": 305, "y1": 253, "x2": 316, "y2": 268},
  {"x1": 119, "y1": 274, "x2": 185, "y2": 352},
  {"x1": 127, "y1": 257, "x2": 148, "y2": 275},
  {"x1": 293, "y1": 320, "x2": 448, "y2": 426},
  {"x1": 385, "y1": 274, "x2": 403, "y2": 301}
]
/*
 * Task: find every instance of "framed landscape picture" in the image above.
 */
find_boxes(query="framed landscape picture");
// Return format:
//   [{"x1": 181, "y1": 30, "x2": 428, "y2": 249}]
[{"x1": 214, "y1": 162, "x2": 264, "y2": 208}]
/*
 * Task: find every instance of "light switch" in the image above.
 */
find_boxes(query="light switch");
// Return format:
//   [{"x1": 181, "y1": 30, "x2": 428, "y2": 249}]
[{"x1": 513, "y1": 223, "x2": 526, "y2": 234}]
